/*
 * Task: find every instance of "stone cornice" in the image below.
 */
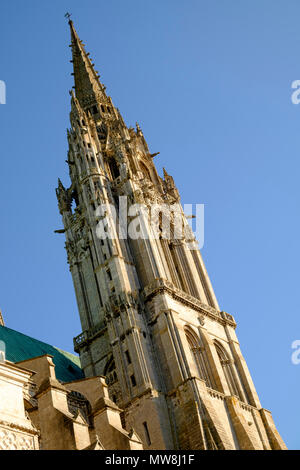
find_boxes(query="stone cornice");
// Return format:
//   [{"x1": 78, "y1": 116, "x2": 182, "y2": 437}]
[
  {"x1": 0, "y1": 419, "x2": 39, "y2": 436},
  {"x1": 0, "y1": 361, "x2": 34, "y2": 385},
  {"x1": 143, "y1": 279, "x2": 237, "y2": 329}
]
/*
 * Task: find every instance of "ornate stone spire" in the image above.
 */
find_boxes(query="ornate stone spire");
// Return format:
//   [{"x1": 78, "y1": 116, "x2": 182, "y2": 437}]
[
  {"x1": 56, "y1": 178, "x2": 71, "y2": 215},
  {"x1": 55, "y1": 19, "x2": 287, "y2": 451},
  {"x1": 69, "y1": 20, "x2": 106, "y2": 109},
  {"x1": 0, "y1": 310, "x2": 4, "y2": 327}
]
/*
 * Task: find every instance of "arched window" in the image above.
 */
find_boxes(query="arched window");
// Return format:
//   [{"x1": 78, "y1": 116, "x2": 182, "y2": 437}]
[
  {"x1": 214, "y1": 341, "x2": 243, "y2": 400},
  {"x1": 184, "y1": 326, "x2": 216, "y2": 389},
  {"x1": 104, "y1": 355, "x2": 118, "y2": 385},
  {"x1": 97, "y1": 123, "x2": 107, "y2": 141},
  {"x1": 67, "y1": 390, "x2": 92, "y2": 424},
  {"x1": 109, "y1": 158, "x2": 120, "y2": 180}
]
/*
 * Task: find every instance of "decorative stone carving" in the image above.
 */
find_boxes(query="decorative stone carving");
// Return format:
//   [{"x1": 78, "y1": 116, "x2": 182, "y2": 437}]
[
  {"x1": 56, "y1": 179, "x2": 72, "y2": 214},
  {"x1": 0, "y1": 428, "x2": 35, "y2": 451}
]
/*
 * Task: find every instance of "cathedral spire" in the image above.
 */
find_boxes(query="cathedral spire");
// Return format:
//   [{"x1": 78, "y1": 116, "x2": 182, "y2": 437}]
[
  {"x1": 56, "y1": 18, "x2": 286, "y2": 451},
  {"x1": 68, "y1": 20, "x2": 106, "y2": 109}
]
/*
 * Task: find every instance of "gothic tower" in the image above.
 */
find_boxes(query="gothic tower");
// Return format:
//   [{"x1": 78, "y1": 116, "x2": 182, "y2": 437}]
[{"x1": 56, "y1": 20, "x2": 286, "y2": 450}]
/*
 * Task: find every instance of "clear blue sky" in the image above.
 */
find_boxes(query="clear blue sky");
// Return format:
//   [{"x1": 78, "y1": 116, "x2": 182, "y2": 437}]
[{"x1": 0, "y1": 0, "x2": 299, "y2": 449}]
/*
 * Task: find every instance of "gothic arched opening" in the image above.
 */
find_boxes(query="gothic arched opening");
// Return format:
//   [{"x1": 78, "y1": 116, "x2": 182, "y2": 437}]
[
  {"x1": 108, "y1": 158, "x2": 120, "y2": 180},
  {"x1": 184, "y1": 326, "x2": 216, "y2": 389},
  {"x1": 214, "y1": 341, "x2": 243, "y2": 400}
]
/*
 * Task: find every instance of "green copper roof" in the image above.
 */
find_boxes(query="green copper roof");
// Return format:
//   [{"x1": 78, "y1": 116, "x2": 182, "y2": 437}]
[{"x1": 0, "y1": 325, "x2": 84, "y2": 383}]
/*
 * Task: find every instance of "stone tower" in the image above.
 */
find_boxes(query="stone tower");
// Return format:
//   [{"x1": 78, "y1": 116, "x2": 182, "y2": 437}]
[{"x1": 56, "y1": 20, "x2": 286, "y2": 450}]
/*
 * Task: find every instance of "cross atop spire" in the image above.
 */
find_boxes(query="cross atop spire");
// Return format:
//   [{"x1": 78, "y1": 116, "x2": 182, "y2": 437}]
[{"x1": 68, "y1": 20, "x2": 106, "y2": 109}]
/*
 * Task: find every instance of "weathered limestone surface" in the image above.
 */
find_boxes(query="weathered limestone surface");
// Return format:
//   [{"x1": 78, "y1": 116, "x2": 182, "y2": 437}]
[
  {"x1": 6, "y1": 354, "x2": 143, "y2": 450},
  {"x1": 0, "y1": 359, "x2": 39, "y2": 450}
]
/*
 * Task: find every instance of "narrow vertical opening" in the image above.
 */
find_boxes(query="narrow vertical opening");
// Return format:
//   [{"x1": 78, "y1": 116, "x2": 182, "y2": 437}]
[
  {"x1": 130, "y1": 374, "x2": 136, "y2": 387},
  {"x1": 108, "y1": 159, "x2": 120, "y2": 180},
  {"x1": 125, "y1": 350, "x2": 132, "y2": 364},
  {"x1": 143, "y1": 422, "x2": 151, "y2": 446}
]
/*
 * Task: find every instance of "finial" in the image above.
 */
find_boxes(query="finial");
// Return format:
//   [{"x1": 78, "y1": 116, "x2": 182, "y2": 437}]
[
  {"x1": 136, "y1": 122, "x2": 143, "y2": 137},
  {"x1": 65, "y1": 12, "x2": 72, "y2": 21},
  {"x1": 0, "y1": 309, "x2": 4, "y2": 327}
]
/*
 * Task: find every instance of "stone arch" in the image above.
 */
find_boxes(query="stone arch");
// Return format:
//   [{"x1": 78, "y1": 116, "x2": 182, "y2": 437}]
[
  {"x1": 104, "y1": 355, "x2": 118, "y2": 385},
  {"x1": 67, "y1": 390, "x2": 92, "y2": 424},
  {"x1": 184, "y1": 326, "x2": 216, "y2": 389},
  {"x1": 214, "y1": 340, "x2": 243, "y2": 400},
  {"x1": 104, "y1": 355, "x2": 115, "y2": 375}
]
